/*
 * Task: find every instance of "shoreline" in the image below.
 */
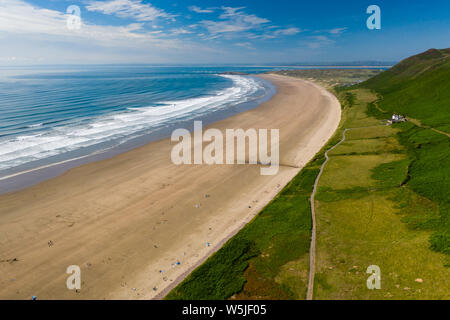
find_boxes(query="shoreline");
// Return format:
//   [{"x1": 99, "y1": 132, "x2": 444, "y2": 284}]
[
  {"x1": 0, "y1": 74, "x2": 341, "y2": 300},
  {"x1": 0, "y1": 75, "x2": 277, "y2": 195}
]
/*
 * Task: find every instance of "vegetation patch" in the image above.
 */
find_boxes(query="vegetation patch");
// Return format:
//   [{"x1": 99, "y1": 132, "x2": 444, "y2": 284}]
[
  {"x1": 315, "y1": 191, "x2": 450, "y2": 300},
  {"x1": 371, "y1": 159, "x2": 411, "y2": 188},
  {"x1": 319, "y1": 154, "x2": 405, "y2": 190},
  {"x1": 328, "y1": 137, "x2": 403, "y2": 156},
  {"x1": 346, "y1": 126, "x2": 397, "y2": 140}
]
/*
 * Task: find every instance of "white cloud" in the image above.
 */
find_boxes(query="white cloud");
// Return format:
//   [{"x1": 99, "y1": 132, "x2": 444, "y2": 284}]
[
  {"x1": 248, "y1": 27, "x2": 302, "y2": 40},
  {"x1": 198, "y1": 6, "x2": 299, "y2": 42},
  {"x1": 219, "y1": 7, "x2": 245, "y2": 18},
  {"x1": 0, "y1": 0, "x2": 218, "y2": 65},
  {"x1": 273, "y1": 27, "x2": 302, "y2": 36},
  {"x1": 329, "y1": 27, "x2": 347, "y2": 34},
  {"x1": 201, "y1": 20, "x2": 249, "y2": 34},
  {"x1": 189, "y1": 6, "x2": 214, "y2": 14},
  {"x1": 0, "y1": 0, "x2": 66, "y2": 35},
  {"x1": 313, "y1": 35, "x2": 330, "y2": 41},
  {"x1": 220, "y1": 6, "x2": 269, "y2": 25},
  {"x1": 0, "y1": 0, "x2": 329, "y2": 64},
  {"x1": 85, "y1": 0, "x2": 174, "y2": 22},
  {"x1": 0, "y1": 0, "x2": 175, "y2": 45},
  {"x1": 171, "y1": 28, "x2": 193, "y2": 35},
  {"x1": 306, "y1": 35, "x2": 334, "y2": 48},
  {"x1": 0, "y1": 0, "x2": 139, "y2": 41},
  {"x1": 200, "y1": 6, "x2": 269, "y2": 35}
]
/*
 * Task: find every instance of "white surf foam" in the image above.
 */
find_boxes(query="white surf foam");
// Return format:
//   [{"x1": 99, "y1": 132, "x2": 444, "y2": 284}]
[{"x1": 0, "y1": 75, "x2": 266, "y2": 172}]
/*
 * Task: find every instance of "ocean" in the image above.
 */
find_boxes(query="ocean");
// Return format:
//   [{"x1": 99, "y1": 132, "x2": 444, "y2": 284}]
[{"x1": 0, "y1": 65, "x2": 283, "y2": 191}]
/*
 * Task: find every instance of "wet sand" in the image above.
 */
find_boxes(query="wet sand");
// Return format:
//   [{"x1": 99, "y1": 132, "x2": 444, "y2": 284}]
[{"x1": 0, "y1": 74, "x2": 341, "y2": 300}]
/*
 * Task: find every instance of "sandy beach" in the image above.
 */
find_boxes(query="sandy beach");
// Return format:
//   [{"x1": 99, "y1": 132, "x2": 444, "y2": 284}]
[{"x1": 0, "y1": 74, "x2": 341, "y2": 300}]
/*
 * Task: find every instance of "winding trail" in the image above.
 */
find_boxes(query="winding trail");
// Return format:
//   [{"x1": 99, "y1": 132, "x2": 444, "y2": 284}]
[
  {"x1": 407, "y1": 118, "x2": 450, "y2": 138},
  {"x1": 306, "y1": 125, "x2": 381, "y2": 300},
  {"x1": 306, "y1": 128, "x2": 349, "y2": 300}
]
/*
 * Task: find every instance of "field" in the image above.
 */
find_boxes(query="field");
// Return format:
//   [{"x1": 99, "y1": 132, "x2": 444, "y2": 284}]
[
  {"x1": 314, "y1": 89, "x2": 449, "y2": 299},
  {"x1": 271, "y1": 69, "x2": 384, "y2": 89}
]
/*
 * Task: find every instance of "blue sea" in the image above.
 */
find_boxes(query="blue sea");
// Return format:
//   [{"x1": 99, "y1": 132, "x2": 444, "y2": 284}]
[{"x1": 0, "y1": 65, "x2": 285, "y2": 189}]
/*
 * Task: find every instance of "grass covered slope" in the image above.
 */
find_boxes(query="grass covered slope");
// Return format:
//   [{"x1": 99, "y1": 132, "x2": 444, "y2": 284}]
[
  {"x1": 359, "y1": 48, "x2": 450, "y2": 132},
  {"x1": 314, "y1": 89, "x2": 449, "y2": 299},
  {"x1": 358, "y1": 48, "x2": 450, "y2": 257},
  {"x1": 313, "y1": 49, "x2": 449, "y2": 299},
  {"x1": 397, "y1": 123, "x2": 450, "y2": 255}
]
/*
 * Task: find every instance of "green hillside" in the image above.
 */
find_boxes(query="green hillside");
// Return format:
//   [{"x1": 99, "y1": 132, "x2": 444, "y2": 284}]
[
  {"x1": 359, "y1": 48, "x2": 450, "y2": 132},
  {"x1": 359, "y1": 48, "x2": 450, "y2": 257}
]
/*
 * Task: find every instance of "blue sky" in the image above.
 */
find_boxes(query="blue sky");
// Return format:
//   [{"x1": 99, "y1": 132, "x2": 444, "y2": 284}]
[{"x1": 0, "y1": 0, "x2": 449, "y2": 64}]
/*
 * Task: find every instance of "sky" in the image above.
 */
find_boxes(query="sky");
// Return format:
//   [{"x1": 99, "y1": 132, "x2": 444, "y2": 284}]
[{"x1": 0, "y1": 0, "x2": 449, "y2": 65}]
